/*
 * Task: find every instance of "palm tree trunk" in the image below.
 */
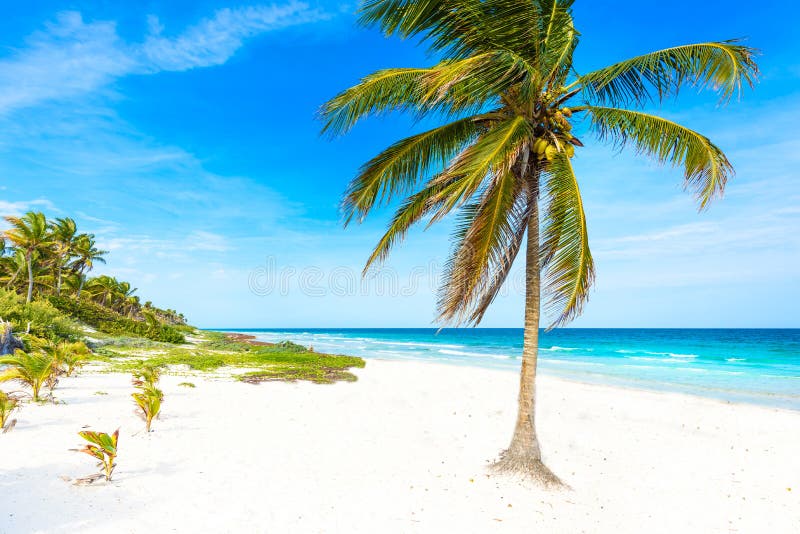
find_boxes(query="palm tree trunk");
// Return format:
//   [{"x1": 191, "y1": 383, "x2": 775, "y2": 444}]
[
  {"x1": 491, "y1": 170, "x2": 563, "y2": 487},
  {"x1": 25, "y1": 252, "x2": 33, "y2": 304},
  {"x1": 76, "y1": 271, "x2": 85, "y2": 299},
  {"x1": 56, "y1": 259, "x2": 63, "y2": 296}
]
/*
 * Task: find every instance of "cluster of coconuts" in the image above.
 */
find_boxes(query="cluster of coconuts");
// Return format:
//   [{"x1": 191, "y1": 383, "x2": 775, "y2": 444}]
[{"x1": 532, "y1": 106, "x2": 579, "y2": 161}]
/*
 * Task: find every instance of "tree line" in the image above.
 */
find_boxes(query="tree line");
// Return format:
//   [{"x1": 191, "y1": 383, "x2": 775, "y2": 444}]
[{"x1": 1, "y1": 211, "x2": 185, "y2": 325}]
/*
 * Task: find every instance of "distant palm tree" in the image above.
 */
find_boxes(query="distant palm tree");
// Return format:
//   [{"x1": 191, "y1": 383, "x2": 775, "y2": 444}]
[
  {"x1": 86, "y1": 275, "x2": 120, "y2": 307},
  {"x1": 0, "y1": 249, "x2": 27, "y2": 291},
  {"x1": 70, "y1": 234, "x2": 107, "y2": 300},
  {"x1": 322, "y1": 0, "x2": 757, "y2": 484},
  {"x1": 49, "y1": 217, "x2": 78, "y2": 296},
  {"x1": 3, "y1": 212, "x2": 51, "y2": 303}
]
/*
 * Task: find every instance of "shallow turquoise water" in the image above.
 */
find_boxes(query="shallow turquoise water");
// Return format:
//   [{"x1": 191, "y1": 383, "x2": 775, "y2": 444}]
[{"x1": 217, "y1": 328, "x2": 800, "y2": 410}]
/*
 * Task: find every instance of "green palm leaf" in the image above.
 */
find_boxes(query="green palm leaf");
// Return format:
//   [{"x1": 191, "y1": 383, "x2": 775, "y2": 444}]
[
  {"x1": 0, "y1": 349, "x2": 56, "y2": 402},
  {"x1": 438, "y1": 169, "x2": 529, "y2": 324},
  {"x1": 540, "y1": 154, "x2": 594, "y2": 328},
  {"x1": 321, "y1": 67, "x2": 433, "y2": 135},
  {"x1": 343, "y1": 115, "x2": 492, "y2": 224},
  {"x1": 359, "y1": 0, "x2": 544, "y2": 61},
  {"x1": 539, "y1": 0, "x2": 578, "y2": 86},
  {"x1": 428, "y1": 115, "x2": 532, "y2": 221},
  {"x1": 578, "y1": 40, "x2": 758, "y2": 106},
  {"x1": 585, "y1": 106, "x2": 732, "y2": 208},
  {"x1": 363, "y1": 173, "x2": 465, "y2": 271}
]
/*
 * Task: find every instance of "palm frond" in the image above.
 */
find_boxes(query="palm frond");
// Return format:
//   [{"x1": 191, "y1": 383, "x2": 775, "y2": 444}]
[
  {"x1": 539, "y1": 0, "x2": 578, "y2": 86},
  {"x1": 586, "y1": 106, "x2": 732, "y2": 208},
  {"x1": 540, "y1": 154, "x2": 594, "y2": 329},
  {"x1": 363, "y1": 174, "x2": 465, "y2": 272},
  {"x1": 359, "y1": 0, "x2": 544, "y2": 61},
  {"x1": 427, "y1": 115, "x2": 532, "y2": 221},
  {"x1": 320, "y1": 68, "x2": 433, "y2": 135},
  {"x1": 578, "y1": 41, "x2": 758, "y2": 106},
  {"x1": 422, "y1": 51, "x2": 542, "y2": 108},
  {"x1": 362, "y1": 115, "x2": 531, "y2": 273},
  {"x1": 437, "y1": 168, "x2": 528, "y2": 325},
  {"x1": 462, "y1": 184, "x2": 534, "y2": 325},
  {"x1": 343, "y1": 114, "x2": 494, "y2": 225}
]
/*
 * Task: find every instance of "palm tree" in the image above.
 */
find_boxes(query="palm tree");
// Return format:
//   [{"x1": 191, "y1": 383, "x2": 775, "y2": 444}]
[
  {"x1": 0, "y1": 250, "x2": 27, "y2": 291},
  {"x1": 115, "y1": 280, "x2": 138, "y2": 314},
  {"x1": 49, "y1": 217, "x2": 78, "y2": 296},
  {"x1": 3, "y1": 212, "x2": 51, "y2": 303},
  {"x1": 321, "y1": 0, "x2": 757, "y2": 484},
  {"x1": 86, "y1": 275, "x2": 120, "y2": 307},
  {"x1": 70, "y1": 234, "x2": 107, "y2": 300}
]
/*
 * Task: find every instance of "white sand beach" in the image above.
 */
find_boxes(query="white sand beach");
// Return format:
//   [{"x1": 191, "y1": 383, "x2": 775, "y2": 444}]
[{"x1": 1, "y1": 360, "x2": 798, "y2": 533}]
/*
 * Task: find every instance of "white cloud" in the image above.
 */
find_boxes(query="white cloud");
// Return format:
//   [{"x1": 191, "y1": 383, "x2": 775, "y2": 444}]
[
  {"x1": 185, "y1": 231, "x2": 230, "y2": 252},
  {"x1": 0, "y1": 3, "x2": 328, "y2": 114},
  {"x1": 0, "y1": 199, "x2": 56, "y2": 218},
  {"x1": 141, "y1": 3, "x2": 325, "y2": 72}
]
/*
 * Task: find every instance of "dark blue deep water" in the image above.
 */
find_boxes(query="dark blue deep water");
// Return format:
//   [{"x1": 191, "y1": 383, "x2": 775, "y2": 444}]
[{"x1": 219, "y1": 328, "x2": 800, "y2": 410}]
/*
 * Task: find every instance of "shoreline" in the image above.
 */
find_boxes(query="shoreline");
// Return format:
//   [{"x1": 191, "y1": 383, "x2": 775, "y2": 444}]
[
  {"x1": 219, "y1": 329, "x2": 800, "y2": 412},
  {"x1": 1, "y1": 358, "x2": 797, "y2": 532},
  {"x1": 365, "y1": 356, "x2": 800, "y2": 415}
]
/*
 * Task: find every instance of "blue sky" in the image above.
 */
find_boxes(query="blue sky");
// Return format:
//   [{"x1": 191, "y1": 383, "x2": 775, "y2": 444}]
[{"x1": 1, "y1": 1, "x2": 798, "y2": 328}]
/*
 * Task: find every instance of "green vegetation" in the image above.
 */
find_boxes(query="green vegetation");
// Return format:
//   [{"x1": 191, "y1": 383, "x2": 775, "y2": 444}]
[
  {"x1": 178, "y1": 382, "x2": 195, "y2": 388},
  {"x1": 322, "y1": 0, "x2": 757, "y2": 483},
  {"x1": 49, "y1": 296, "x2": 185, "y2": 344},
  {"x1": 0, "y1": 289, "x2": 81, "y2": 342},
  {"x1": 132, "y1": 363, "x2": 162, "y2": 387},
  {"x1": 133, "y1": 383, "x2": 163, "y2": 432},
  {"x1": 0, "y1": 335, "x2": 95, "y2": 402},
  {"x1": 97, "y1": 335, "x2": 365, "y2": 384},
  {"x1": 49, "y1": 341, "x2": 92, "y2": 377},
  {"x1": 0, "y1": 349, "x2": 56, "y2": 402},
  {"x1": 1, "y1": 211, "x2": 188, "y2": 345},
  {"x1": 76, "y1": 429, "x2": 119, "y2": 481},
  {"x1": 0, "y1": 391, "x2": 19, "y2": 432},
  {"x1": 131, "y1": 364, "x2": 163, "y2": 432}
]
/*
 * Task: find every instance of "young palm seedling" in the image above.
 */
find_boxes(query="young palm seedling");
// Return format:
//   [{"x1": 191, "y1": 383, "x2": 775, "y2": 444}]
[
  {"x1": 132, "y1": 383, "x2": 163, "y2": 432},
  {"x1": 131, "y1": 363, "x2": 161, "y2": 388},
  {"x1": 76, "y1": 429, "x2": 119, "y2": 482},
  {"x1": 0, "y1": 349, "x2": 56, "y2": 402},
  {"x1": 0, "y1": 391, "x2": 19, "y2": 433},
  {"x1": 54, "y1": 341, "x2": 92, "y2": 377}
]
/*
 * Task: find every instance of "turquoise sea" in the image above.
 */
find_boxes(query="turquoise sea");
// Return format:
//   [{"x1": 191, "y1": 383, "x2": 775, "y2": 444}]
[{"x1": 220, "y1": 328, "x2": 800, "y2": 410}]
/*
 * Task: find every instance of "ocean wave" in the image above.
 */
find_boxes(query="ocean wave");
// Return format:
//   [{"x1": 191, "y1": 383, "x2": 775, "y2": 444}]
[
  {"x1": 542, "y1": 359, "x2": 603, "y2": 367},
  {"x1": 543, "y1": 346, "x2": 590, "y2": 352},
  {"x1": 726, "y1": 358, "x2": 746, "y2": 362},
  {"x1": 625, "y1": 356, "x2": 663, "y2": 362},
  {"x1": 675, "y1": 367, "x2": 708, "y2": 373},
  {"x1": 617, "y1": 349, "x2": 698, "y2": 359},
  {"x1": 438, "y1": 349, "x2": 511, "y2": 360},
  {"x1": 370, "y1": 340, "x2": 463, "y2": 349}
]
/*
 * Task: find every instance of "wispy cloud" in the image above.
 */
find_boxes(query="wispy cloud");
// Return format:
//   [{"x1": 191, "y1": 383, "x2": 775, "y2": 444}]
[
  {"x1": 0, "y1": 3, "x2": 327, "y2": 114},
  {"x1": 142, "y1": 3, "x2": 326, "y2": 71},
  {"x1": 0, "y1": 199, "x2": 56, "y2": 218}
]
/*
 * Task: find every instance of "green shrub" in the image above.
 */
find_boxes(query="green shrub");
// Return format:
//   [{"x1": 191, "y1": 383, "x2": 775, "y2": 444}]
[
  {"x1": 0, "y1": 391, "x2": 19, "y2": 431},
  {"x1": 0, "y1": 289, "x2": 81, "y2": 341},
  {"x1": 48, "y1": 296, "x2": 185, "y2": 344}
]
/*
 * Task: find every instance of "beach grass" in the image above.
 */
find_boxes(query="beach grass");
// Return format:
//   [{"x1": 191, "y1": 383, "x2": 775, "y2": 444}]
[{"x1": 88, "y1": 331, "x2": 365, "y2": 384}]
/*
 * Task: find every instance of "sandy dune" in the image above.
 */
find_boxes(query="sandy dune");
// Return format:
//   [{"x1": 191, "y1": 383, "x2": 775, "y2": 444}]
[{"x1": 1, "y1": 360, "x2": 798, "y2": 533}]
